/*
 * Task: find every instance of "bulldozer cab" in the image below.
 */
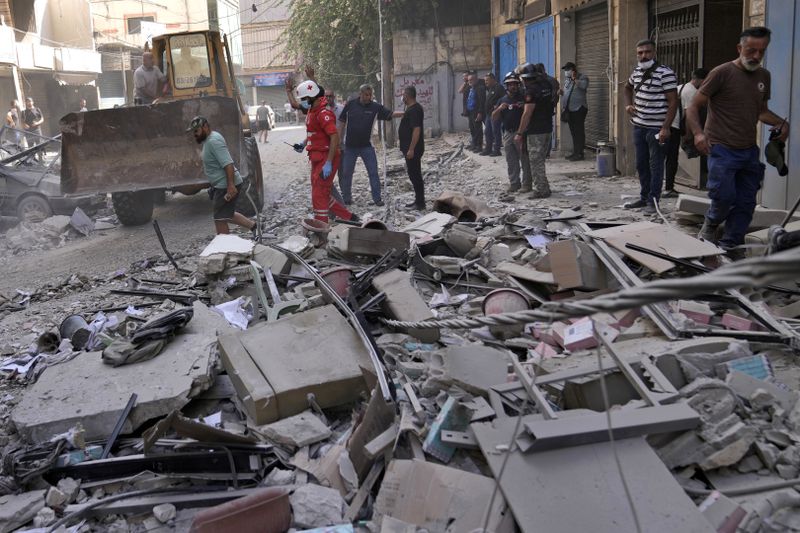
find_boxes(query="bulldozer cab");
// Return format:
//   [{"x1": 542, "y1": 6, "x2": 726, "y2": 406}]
[{"x1": 151, "y1": 31, "x2": 248, "y2": 132}]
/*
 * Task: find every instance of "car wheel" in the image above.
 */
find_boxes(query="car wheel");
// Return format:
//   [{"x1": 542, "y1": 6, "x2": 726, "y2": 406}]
[{"x1": 16, "y1": 194, "x2": 53, "y2": 223}]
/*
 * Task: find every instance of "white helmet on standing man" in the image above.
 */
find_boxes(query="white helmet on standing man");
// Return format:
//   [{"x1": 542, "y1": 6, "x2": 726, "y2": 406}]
[{"x1": 295, "y1": 80, "x2": 322, "y2": 100}]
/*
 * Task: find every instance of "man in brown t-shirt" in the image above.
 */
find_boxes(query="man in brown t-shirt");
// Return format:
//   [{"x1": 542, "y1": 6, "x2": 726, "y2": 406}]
[{"x1": 687, "y1": 26, "x2": 789, "y2": 255}]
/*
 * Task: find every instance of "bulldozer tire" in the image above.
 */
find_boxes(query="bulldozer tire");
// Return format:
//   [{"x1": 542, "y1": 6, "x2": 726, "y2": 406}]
[
  {"x1": 112, "y1": 190, "x2": 155, "y2": 226},
  {"x1": 153, "y1": 189, "x2": 167, "y2": 205},
  {"x1": 238, "y1": 137, "x2": 264, "y2": 217}
]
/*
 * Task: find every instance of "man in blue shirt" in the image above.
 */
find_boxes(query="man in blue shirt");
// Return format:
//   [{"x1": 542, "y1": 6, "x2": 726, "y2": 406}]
[
  {"x1": 466, "y1": 73, "x2": 487, "y2": 152},
  {"x1": 337, "y1": 84, "x2": 393, "y2": 206},
  {"x1": 188, "y1": 116, "x2": 257, "y2": 235}
]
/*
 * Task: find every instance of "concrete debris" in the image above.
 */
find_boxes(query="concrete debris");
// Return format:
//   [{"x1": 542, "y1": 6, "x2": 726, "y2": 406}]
[
  {"x1": 289, "y1": 484, "x2": 346, "y2": 529},
  {"x1": 0, "y1": 490, "x2": 45, "y2": 533},
  {"x1": 256, "y1": 411, "x2": 331, "y2": 448},
  {"x1": 4, "y1": 131, "x2": 800, "y2": 533},
  {"x1": 153, "y1": 502, "x2": 177, "y2": 523}
]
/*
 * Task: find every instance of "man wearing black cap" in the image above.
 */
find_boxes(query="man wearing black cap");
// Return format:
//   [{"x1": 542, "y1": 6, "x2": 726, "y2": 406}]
[
  {"x1": 560, "y1": 62, "x2": 589, "y2": 161},
  {"x1": 188, "y1": 116, "x2": 257, "y2": 235},
  {"x1": 687, "y1": 26, "x2": 789, "y2": 256}
]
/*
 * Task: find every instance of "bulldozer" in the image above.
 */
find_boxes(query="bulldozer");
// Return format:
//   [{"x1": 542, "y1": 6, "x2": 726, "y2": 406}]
[{"x1": 59, "y1": 30, "x2": 264, "y2": 226}]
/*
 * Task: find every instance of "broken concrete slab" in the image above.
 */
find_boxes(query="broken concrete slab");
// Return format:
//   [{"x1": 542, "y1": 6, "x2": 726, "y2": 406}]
[
  {"x1": 200, "y1": 234, "x2": 255, "y2": 257},
  {"x1": 219, "y1": 305, "x2": 372, "y2": 425},
  {"x1": 678, "y1": 194, "x2": 797, "y2": 229},
  {"x1": 289, "y1": 484, "x2": 345, "y2": 529},
  {"x1": 443, "y1": 345, "x2": 509, "y2": 397},
  {"x1": 401, "y1": 212, "x2": 454, "y2": 241},
  {"x1": 727, "y1": 371, "x2": 799, "y2": 411},
  {"x1": 255, "y1": 411, "x2": 331, "y2": 448},
  {"x1": 372, "y1": 269, "x2": 440, "y2": 343},
  {"x1": 0, "y1": 490, "x2": 45, "y2": 533},
  {"x1": 374, "y1": 459, "x2": 510, "y2": 533},
  {"x1": 12, "y1": 302, "x2": 230, "y2": 443},
  {"x1": 473, "y1": 418, "x2": 715, "y2": 533}
]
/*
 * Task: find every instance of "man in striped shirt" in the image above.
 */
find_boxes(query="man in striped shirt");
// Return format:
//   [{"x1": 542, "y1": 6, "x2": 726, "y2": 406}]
[{"x1": 623, "y1": 39, "x2": 679, "y2": 215}]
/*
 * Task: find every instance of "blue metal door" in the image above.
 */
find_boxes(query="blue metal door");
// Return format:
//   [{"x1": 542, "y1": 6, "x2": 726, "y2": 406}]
[
  {"x1": 525, "y1": 17, "x2": 554, "y2": 75},
  {"x1": 496, "y1": 30, "x2": 518, "y2": 79},
  {"x1": 762, "y1": 0, "x2": 799, "y2": 210}
]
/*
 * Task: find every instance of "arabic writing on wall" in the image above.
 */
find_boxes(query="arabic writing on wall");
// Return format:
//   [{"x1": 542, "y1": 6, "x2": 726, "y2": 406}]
[{"x1": 394, "y1": 75, "x2": 435, "y2": 109}]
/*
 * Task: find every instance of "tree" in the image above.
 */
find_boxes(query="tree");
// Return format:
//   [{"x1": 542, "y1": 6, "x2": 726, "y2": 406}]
[{"x1": 284, "y1": 0, "x2": 437, "y2": 95}]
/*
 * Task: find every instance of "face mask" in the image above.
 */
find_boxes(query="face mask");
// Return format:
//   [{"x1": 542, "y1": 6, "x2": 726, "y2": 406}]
[
  {"x1": 638, "y1": 59, "x2": 655, "y2": 69},
  {"x1": 300, "y1": 100, "x2": 311, "y2": 110},
  {"x1": 564, "y1": 70, "x2": 573, "y2": 78}
]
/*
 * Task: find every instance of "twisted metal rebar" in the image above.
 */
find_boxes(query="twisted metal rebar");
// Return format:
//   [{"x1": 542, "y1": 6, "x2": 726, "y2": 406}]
[{"x1": 383, "y1": 247, "x2": 800, "y2": 330}]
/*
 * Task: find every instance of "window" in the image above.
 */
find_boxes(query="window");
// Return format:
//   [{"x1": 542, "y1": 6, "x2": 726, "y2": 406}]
[
  {"x1": 9, "y1": 0, "x2": 36, "y2": 36},
  {"x1": 127, "y1": 16, "x2": 155, "y2": 35},
  {"x1": 169, "y1": 34, "x2": 212, "y2": 89}
]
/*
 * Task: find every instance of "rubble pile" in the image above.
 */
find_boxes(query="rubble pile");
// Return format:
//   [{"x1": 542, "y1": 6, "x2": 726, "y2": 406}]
[{"x1": 2, "y1": 143, "x2": 800, "y2": 532}]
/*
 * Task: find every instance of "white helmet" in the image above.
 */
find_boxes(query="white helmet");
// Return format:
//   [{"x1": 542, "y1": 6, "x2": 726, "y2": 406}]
[{"x1": 295, "y1": 80, "x2": 321, "y2": 100}]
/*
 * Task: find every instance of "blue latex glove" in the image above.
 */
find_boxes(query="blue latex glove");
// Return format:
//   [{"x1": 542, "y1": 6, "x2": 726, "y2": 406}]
[
  {"x1": 321, "y1": 160, "x2": 333, "y2": 180},
  {"x1": 293, "y1": 141, "x2": 305, "y2": 153}
]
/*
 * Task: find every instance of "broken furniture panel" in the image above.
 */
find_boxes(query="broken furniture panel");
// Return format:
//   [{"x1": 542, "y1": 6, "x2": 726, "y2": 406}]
[{"x1": 372, "y1": 269, "x2": 440, "y2": 343}]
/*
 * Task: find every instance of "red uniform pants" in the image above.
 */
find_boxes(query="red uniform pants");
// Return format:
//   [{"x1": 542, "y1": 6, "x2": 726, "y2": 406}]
[{"x1": 309, "y1": 150, "x2": 353, "y2": 223}]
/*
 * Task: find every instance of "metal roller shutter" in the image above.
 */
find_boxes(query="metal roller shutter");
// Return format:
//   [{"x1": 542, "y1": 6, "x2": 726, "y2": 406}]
[{"x1": 575, "y1": 2, "x2": 610, "y2": 147}]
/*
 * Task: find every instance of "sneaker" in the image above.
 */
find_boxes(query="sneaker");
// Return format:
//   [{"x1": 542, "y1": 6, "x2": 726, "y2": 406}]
[
  {"x1": 490, "y1": 151, "x2": 502, "y2": 157},
  {"x1": 506, "y1": 184, "x2": 521, "y2": 193},
  {"x1": 531, "y1": 190, "x2": 552, "y2": 199},
  {"x1": 697, "y1": 219, "x2": 719, "y2": 242},
  {"x1": 624, "y1": 199, "x2": 647, "y2": 209},
  {"x1": 571, "y1": 153, "x2": 585, "y2": 161},
  {"x1": 404, "y1": 200, "x2": 418, "y2": 208},
  {"x1": 662, "y1": 189, "x2": 678, "y2": 198},
  {"x1": 519, "y1": 185, "x2": 532, "y2": 193},
  {"x1": 479, "y1": 149, "x2": 492, "y2": 156},
  {"x1": 642, "y1": 203, "x2": 657, "y2": 216},
  {"x1": 373, "y1": 199, "x2": 385, "y2": 207},
  {"x1": 349, "y1": 213, "x2": 361, "y2": 224},
  {"x1": 722, "y1": 246, "x2": 745, "y2": 261}
]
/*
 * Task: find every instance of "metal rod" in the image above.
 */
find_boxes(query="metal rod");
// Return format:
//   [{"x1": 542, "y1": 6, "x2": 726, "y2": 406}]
[
  {"x1": 152, "y1": 220, "x2": 189, "y2": 273},
  {"x1": 101, "y1": 393, "x2": 137, "y2": 459}
]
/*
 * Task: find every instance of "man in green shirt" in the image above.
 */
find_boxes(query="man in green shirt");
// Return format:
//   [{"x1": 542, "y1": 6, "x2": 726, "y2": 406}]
[{"x1": 187, "y1": 116, "x2": 257, "y2": 235}]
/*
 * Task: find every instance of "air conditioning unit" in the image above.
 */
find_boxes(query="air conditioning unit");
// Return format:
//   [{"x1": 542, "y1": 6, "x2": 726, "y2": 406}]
[
  {"x1": 504, "y1": 0, "x2": 525, "y2": 23},
  {"x1": 524, "y1": 0, "x2": 550, "y2": 22}
]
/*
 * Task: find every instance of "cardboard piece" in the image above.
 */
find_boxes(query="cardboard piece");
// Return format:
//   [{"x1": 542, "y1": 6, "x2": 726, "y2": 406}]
[
  {"x1": 587, "y1": 221, "x2": 723, "y2": 274},
  {"x1": 495, "y1": 261, "x2": 556, "y2": 285},
  {"x1": 547, "y1": 240, "x2": 607, "y2": 291},
  {"x1": 374, "y1": 459, "x2": 510, "y2": 533},
  {"x1": 401, "y1": 212, "x2": 455, "y2": 240},
  {"x1": 218, "y1": 305, "x2": 371, "y2": 425},
  {"x1": 292, "y1": 444, "x2": 349, "y2": 496}
]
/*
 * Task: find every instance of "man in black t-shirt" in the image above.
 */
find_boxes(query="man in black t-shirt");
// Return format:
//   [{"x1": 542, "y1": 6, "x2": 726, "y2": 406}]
[
  {"x1": 393, "y1": 86, "x2": 425, "y2": 210},
  {"x1": 514, "y1": 70, "x2": 554, "y2": 198},
  {"x1": 492, "y1": 73, "x2": 531, "y2": 192}
]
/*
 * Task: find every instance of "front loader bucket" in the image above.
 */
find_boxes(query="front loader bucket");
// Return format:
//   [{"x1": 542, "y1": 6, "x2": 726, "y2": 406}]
[{"x1": 60, "y1": 96, "x2": 243, "y2": 195}]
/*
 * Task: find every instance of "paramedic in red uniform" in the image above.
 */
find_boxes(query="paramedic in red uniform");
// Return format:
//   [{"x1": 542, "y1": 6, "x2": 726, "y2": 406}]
[{"x1": 293, "y1": 80, "x2": 359, "y2": 224}]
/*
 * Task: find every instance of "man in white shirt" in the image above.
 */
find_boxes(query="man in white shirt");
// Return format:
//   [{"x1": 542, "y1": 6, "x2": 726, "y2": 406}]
[
  {"x1": 133, "y1": 52, "x2": 166, "y2": 105},
  {"x1": 663, "y1": 67, "x2": 708, "y2": 197}
]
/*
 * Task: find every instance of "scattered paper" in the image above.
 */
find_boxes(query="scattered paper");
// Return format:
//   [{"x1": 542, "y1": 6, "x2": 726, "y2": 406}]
[{"x1": 212, "y1": 297, "x2": 253, "y2": 330}]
